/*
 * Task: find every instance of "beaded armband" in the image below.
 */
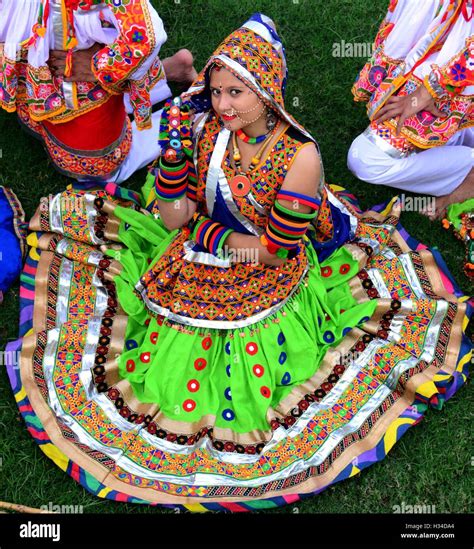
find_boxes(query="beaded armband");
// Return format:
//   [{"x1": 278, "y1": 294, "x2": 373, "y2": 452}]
[
  {"x1": 158, "y1": 96, "x2": 199, "y2": 202},
  {"x1": 190, "y1": 212, "x2": 234, "y2": 257},
  {"x1": 159, "y1": 97, "x2": 193, "y2": 162},
  {"x1": 154, "y1": 157, "x2": 188, "y2": 202},
  {"x1": 261, "y1": 190, "x2": 319, "y2": 258}
]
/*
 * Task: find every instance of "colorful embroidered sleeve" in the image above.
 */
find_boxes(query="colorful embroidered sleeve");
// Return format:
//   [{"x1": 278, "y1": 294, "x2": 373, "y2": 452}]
[
  {"x1": 429, "y1": 37, "x2": 474, "y2": 98},
  {"x1": 351, "y1": 0, "x2": 398, "y2": 103},
  {"x1": 91, "y1": 0, "x2": 161, "y2": 95},
  {"x1": 127, "y1": 57, "x2": 167, "y2": 129}
]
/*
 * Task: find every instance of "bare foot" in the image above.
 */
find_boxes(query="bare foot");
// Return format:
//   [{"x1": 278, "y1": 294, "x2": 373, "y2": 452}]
[
  {"x1": 420, "y1": 168, "x2": 474, "y2": 220},
  {"x1": 162, "y1": 48, "x2": 197, "y2": 86}
]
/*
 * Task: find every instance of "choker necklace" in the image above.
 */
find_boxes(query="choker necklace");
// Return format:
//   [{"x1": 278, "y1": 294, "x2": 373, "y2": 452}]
[
  {"x1": 236, "y1": 128, "x2": 269, "y2": 144},
  {"x1": 229, "y1": 120, "x2": 280, "y2": 197}
]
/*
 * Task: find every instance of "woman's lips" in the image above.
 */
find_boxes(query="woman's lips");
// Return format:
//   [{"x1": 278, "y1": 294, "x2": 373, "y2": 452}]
[{"x1": 222, "y1": 113, "x2": 236, "y2": 121}]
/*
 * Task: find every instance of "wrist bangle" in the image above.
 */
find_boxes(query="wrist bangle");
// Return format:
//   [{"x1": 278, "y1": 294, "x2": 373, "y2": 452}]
[
  {"x1": 259, "y1": 234, "x2": 299, "y2": 260},
  {"x1": 186, "y1": 161, "x2": 198, "y2": 202},
  {"x1": 154, "y1": 157, "x2": 188, "y2": 202},
  {"x1": 192, "y1": 215, "x2": 234, "y2": 256}
]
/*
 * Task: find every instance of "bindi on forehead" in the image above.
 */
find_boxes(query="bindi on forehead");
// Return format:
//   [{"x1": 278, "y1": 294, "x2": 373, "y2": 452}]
[{"x1": 209, "y1": 66, "x2": 254, "y2": 96}]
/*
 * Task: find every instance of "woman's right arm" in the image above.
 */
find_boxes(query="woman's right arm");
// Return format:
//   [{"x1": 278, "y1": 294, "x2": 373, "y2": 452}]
[
  {"x1": 156, "y1": 195, "x2": 196, "y2": 231},
  {"x1": 154, "y1": 105, "x2": 199, "y2": 230}
]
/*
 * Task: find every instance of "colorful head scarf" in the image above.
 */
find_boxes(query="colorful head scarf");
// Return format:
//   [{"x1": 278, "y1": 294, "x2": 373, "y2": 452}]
[{"x1": 184, "y1": 13, "x2": 316, "y2": 145}]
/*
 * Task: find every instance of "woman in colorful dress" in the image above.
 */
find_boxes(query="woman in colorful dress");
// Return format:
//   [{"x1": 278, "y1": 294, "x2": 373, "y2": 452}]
[
  {"x1": 6, "y1": 13, "x2": 472, "y2": 511},
  {"x1": 348, "y1": 0, "x2": 473, "y2": 216}
]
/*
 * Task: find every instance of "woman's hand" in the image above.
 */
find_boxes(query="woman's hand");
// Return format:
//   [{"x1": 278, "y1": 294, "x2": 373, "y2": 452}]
[
  {"x1": 255, "y1": 238, "x2": 286, "y2": 267},
  {"x1": 225, "y1": 232, "x2": 286, "y2": 266},
  {"x1": 48, "y1": 44, "x2": 103, "y2": 82},
  {"x1": 372, "y1": 84, "x2": 446, "y2": 135}
]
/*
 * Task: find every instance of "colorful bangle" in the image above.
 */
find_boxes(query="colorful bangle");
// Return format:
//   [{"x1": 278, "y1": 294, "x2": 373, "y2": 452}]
[
  {"x1": 154, "y1": 157, "x2": 188, "y2": 202},
  {"x1": 186, "y1": 161, "x2": 198, "y2": 202},
  {"x1": 259, "y1": 234, "x2": 299, "y2": 259},
  {"x1": 263, "y1": 198, "x2": 318, "y2": 256},
  {"x1": 191, "y1": 214, "x2": 234, "y2": 257},
  {"x1": 276, "y1": 190, "x2": 321, "y2": 211}
]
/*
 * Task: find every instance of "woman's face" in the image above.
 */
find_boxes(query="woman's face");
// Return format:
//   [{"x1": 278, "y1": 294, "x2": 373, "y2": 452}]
[{"x1": 209, "y1": 66, "x2": 266, "y2": 131}]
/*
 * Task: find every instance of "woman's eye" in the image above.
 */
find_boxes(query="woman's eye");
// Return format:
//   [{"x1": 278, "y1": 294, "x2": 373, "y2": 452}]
[
  {"x1": 230, "y1": 89, "x2": 241, "y2": 96},
  {"x1": 211, "y1": 89, "x2": 220, "y2": 96}
]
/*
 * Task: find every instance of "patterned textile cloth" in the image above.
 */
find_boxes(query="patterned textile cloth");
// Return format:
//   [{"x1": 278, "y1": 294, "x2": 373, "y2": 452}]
[
  {"x1": 5, "y1": 13, "x2": 473, "y2": 511},
  {"x1": 352, "y1": 0, "x2": 473, "y2": 151},
  {"x1": 0, "y1": 0, "x2": 168, "y2": 180},
  {"x1": 0, "y1": 0, "x2": 167, "y2": 129}
]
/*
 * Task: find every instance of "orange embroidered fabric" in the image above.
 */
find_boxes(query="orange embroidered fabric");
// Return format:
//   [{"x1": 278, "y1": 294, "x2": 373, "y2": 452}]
[{"x1": 138, "y1": 114, "x2": 314, "y2": 325}]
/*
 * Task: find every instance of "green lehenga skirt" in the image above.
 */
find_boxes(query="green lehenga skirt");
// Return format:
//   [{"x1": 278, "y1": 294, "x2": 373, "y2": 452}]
[{"x1": 7, "y1": 185, "x2": 472, "y2": 511}]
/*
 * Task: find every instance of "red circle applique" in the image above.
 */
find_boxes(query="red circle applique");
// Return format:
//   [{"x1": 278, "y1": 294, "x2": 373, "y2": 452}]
[
  {"x1": 126, "y1": 359, "x2": 135, "y2": 372},
  {"x1": 321, "y1": 266, "x2": 333, "y2": 277},
  {"x1": 194, "y1": 358, "x2": 207, "y2": 371},
  {"x1": 187, "y1": 379, "x2": 200, "y2": 392},
  {"x1": 260, "y1": 386, "x2": 271, "y2": 398},
  {"x1": 150, "y1": 332, "x2": 158, "y2": 344},
  {"x1": 339, "y1": 263, "x2": 350, "y2": 275},
  {"x1": 183, "y1": 399, "x2": 196, "y2": 412},
  {"x1": 253, "y1": 364, "x2": 264, "y2": 378},
  {"x1": 140, "y1": 352, "x2": 151, "y2": 363},
  {"x1": 202, "y1": 336, "x2": 212, "y2": 350},
  {"x1": 246, "y1": 342, "x2": 258, "y2": 355}
]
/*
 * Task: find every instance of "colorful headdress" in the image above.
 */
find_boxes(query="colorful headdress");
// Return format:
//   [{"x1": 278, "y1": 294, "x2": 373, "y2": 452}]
[{"x1": 183, "y1": 13, "x2": 314, "y2": 144}]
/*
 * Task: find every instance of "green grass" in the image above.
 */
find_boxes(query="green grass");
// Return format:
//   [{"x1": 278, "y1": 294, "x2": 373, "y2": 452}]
[{"x1": 0, "y1": 0, "x2": 472, "y2": 514}]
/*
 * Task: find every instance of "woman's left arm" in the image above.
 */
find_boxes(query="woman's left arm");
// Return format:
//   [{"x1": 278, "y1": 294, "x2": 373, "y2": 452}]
[
  {"x1": 257, "y1": 142, "x2": 321, "y2": 261},
  {"x1": 277, "y1": 142, "x2": 322, "y2": 212},
  {"x1": 189, "y1": 142, "x2": 322, "y2": 266}
]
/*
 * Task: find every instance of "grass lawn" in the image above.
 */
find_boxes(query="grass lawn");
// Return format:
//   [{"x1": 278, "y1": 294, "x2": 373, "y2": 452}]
[{"x1": 0, "y1": 0, "x2": 472, "y2": 514}]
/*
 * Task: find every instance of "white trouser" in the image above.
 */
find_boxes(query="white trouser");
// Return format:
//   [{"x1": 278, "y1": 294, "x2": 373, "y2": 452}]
[
  {"x1": 347, "y1": 127, "x2": 474, "y2": 196},
  {"x1": 112, "y1": 79, "x2": 172, "y2": 184}
]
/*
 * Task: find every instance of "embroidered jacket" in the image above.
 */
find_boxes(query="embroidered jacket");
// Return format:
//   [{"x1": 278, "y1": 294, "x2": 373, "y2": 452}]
[
  {"x1": 0, "y1": 0, "x2": 167, "y2": 129},
  {"x1": 138, "y1": 113, "x2": 313, "y2": 329},
  {"x1": 352, "y1": 0, "x2": 473, "y2": 149},
  {"x1": 431, "y1": 37, "x2": 474, "y2": 97}
]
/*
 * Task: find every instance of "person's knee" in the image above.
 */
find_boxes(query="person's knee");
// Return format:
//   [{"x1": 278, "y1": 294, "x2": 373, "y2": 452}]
[
  {"x1": 347, "y1": 135, "x2": 373, "y2": 181},
  {"x1": 347, "y1": 134, "x2": 400, "y2": 185}
]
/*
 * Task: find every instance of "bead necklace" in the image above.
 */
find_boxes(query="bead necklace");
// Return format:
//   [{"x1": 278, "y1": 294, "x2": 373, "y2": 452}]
[
  {"x1": 236, "y1": 128, "x2": 269, "y2": 144},
  {"x1": 229, "y1": 120, "x2": 280, "y2": 197}
]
